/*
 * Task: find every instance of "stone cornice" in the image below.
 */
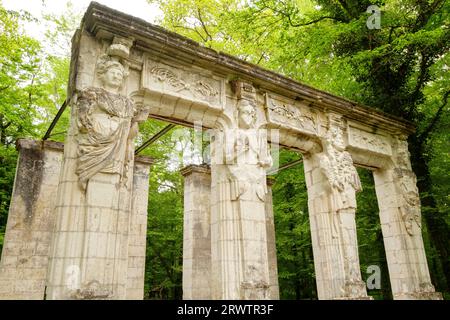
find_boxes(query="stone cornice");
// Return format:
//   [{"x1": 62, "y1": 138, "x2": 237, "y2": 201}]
[{"x1": 82, "y1": 2, "x2": 415, "y2": 135}]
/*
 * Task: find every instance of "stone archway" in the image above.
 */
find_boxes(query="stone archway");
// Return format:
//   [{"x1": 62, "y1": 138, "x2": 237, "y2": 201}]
[{"x1": 0, "y1": 2, "x2": 442, "y2": 300}]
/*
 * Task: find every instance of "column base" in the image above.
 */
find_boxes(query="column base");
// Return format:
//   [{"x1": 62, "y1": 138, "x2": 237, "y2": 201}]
[
  {"x1": 333, "y1": 296, "x2": 374, "y2": 300},
  {"x1": 394, "y1": 292, "x2": 443, "y2": 300}
]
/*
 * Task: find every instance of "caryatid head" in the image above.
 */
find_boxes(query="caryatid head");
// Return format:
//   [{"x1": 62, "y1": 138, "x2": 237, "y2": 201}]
[
  {"x1": 238, "y1": 100, "x2": 257, "y2": 129},
  {"x1": 324, "y1": 113, "x2": 346, "y2": 152},
  {"x1": 96, "y1": 55, "x2": 127, "y2": 92}
]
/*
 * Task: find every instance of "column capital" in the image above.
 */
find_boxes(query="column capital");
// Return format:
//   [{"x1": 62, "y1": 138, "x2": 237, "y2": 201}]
[{"x1": 180, "y1": 164, "x2": 211, "y2": 177}]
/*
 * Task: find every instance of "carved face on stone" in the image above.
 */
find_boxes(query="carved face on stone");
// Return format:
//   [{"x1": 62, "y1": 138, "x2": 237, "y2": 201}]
[
  {"x1": 329, "y1": 125, "x2": 346, "y2": 151},
  {"x1": 96, "y1": 56, "x2": 126, "y2": 92},
  {"x1": 102, "y1": 66, "x2": 124, "y2": 91},
  {"x1": 238, "y1": 100, "x2": 256, "y2": 129}
]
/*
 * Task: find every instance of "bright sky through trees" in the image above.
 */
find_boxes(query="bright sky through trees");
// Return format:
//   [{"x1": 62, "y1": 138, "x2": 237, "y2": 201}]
[{"x1": 2, "y1": 0, "x2": 162, "y2": 43}]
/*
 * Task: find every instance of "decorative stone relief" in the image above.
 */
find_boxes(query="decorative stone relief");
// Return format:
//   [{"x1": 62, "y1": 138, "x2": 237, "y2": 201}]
[
  {"x1": 54, "y1": 36, "x2": 150, "y2": 300},
  {"x1": 223, "y1": 99, "x2": 272, "y2": 202},
  {"x1": 75, "y1": 53, "x2": 149, "y2": 190},
  {"x1": 141, "y1": 56, "x2": 224, "y2": 110},
  {"x1": 348, "y1": 126, "x2": 392, "y2": 156},
  {"x1": 210, "y1": 82, "x2": 273, "y2": 299},
  {"x1": 318, "y1": 114, "x2": 367, "y2": 298},
  {"x1": 265, "y1": 93, "x2": 318, "y2": 135},
  {"x1": 393, "y1": 138, "x2": 422, "y2": 236},
  {"x1": 395, "y1": 168, "x2": 421, "y2": 236}
]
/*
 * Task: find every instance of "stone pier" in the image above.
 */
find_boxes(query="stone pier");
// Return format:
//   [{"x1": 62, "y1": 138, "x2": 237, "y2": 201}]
[
  {"x1": 0, "y1": 140, "x2": 64, "y2": 300},
  {"x1": 181, "y1": 165, "x2": 280, "y2": 300},
  {"x1": 126, "y1": 156, "x2": 154, "y2": 299},
  {"x1": 181, "y1": 165, "x2": 212, "y2": 300}
]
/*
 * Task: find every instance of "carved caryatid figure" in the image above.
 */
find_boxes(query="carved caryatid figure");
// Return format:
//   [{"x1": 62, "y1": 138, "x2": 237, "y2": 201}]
[
  {"x1": 318, "y1": 116, "x2": 366, "y2": 298},
  {"x1": 76, "y1": 55, "x2": 143, "y2": 190},
  {"x1": 225, "y1": 100, "x2": 272, "y2": 202},
  {"x1": 395, "y1": 139, "x2": 422, "y2": 236},
  {"x1": 393, "y1": 137, "x2": 438, "y2": 296},
  {"x1": 211, "y1": 96, "x2": 273, "y2": 299},
  {"x1": 65, "y1": 52, "x2": 147, "y2": 299}
]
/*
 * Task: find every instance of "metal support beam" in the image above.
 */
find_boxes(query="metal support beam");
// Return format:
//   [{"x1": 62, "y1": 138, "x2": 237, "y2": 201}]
[
  {"x1": 135, "y1": 124, "x2": 176, "y2": 155},
  {"x1": 268, "y1": 158, "x2": 303, "y2": 175},
  {"x1": 43, "y1": 100, "x2": 68, "y2": 141}
]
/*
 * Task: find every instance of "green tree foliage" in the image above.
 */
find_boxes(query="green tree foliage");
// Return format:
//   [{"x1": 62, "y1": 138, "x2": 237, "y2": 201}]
[
  {"x1": 137, "y1": 120, "x2": 185, "y2": 299},
  {"x1": 0, "y1": 1, "x2": 77, "y2": 254},
  {"x1": 0, "y1": 4, "x2": 41, "y2": 254},
  {"x1": 271, "y1": 151, "x2": 316, "y2": 299}
]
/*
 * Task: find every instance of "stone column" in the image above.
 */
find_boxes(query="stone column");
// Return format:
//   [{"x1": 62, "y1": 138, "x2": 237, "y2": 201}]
[
  {"x1": 126, "y1": 156, "x2": 153, "y2": 300},
  {"x1": 373, "y1": 137, "x2": 442, "y2": 300},
  {"x1": 181, "y1": 164, "x2": 212, "y2": 300},
  {"x1": 265, "y1": 177, "x2": 280, "y2": 299},
  {"x1": 303, "y1": 115, "x2": 369, "y2": 300},
  {"x1": 0, "y1": 139, "x2": 64, "y2": 300}
]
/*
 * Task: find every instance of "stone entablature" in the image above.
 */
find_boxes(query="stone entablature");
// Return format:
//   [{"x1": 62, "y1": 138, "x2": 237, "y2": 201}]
[{"x1": 79, "y1": 2, "x2": 413, "y2": 165}]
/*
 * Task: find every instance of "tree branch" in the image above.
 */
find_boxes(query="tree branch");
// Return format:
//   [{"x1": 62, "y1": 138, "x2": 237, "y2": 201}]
[
  {"x1": 196, "y1": 8, "x2": 213, "y2": 42},
  {"x1": 172, "y1": 24, "x2": 208, "y2": 43},
  {"x1": 288, "y1": 15, "x2": 346, "y2": 27}
]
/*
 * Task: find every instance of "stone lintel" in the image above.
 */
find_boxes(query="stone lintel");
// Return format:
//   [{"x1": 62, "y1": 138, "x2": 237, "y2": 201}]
[{"x1": 180, "y1": 164, "x2": 211, "y2": 177}]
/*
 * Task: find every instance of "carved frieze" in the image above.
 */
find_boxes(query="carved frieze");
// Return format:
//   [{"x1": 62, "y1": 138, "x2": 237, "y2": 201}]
[
  {"x1": 265, "y1": 93, "x2": 318, "y2": 135},
  {"x1": 141, "y1": 55, "x2": 224, "y2": 110},
  {"x1": 348, "y1": 126, "x2": 392, "y2": 156}
]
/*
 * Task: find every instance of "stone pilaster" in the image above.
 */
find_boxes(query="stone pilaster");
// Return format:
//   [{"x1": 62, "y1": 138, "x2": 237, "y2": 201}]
[
  {"x1": 265, "y1": 177, "x2": 280, "y2": 299},
  {"x1": 126, "y1": 156, "x2": 153, "y2": 300},
  {"x1": 0, "y1": 139, "x2": 64, "y2": 300},
  {"x1": 373, "y1": 138, "x2": 442, "y2": 300},
  {"x1": 181, "y1": 164, "x2": 212, "y2": 300}
]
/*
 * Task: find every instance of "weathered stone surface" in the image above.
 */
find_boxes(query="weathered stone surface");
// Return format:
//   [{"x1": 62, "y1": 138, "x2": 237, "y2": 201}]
[
  {"x1": 126, "y1": 157, "x2": 153, "y2": 300},
  {"x1": 265, "y1": 178, "x2": 280, "y2": 299},
  {"x1": 181, "y1": 165, "x2": 212, "y2": 300},
  {"x1": 209, "y1": 82, "x2": 274, "y2": 300},
  {"x1": 304, "y1": 115, "x2": 369, "y2": 300},
  {"x1": 373, "y1": 137, "x2": 442, "y2": 300},
  {"x1": 0, "y1": 140, "x2": 64, "y2": 300}
]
